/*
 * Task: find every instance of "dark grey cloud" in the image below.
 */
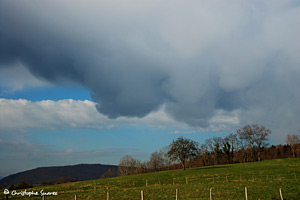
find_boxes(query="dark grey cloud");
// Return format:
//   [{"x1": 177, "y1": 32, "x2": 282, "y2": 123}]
[{"x1": 0, "y1": 0, "x2": 299, "y2": 138}]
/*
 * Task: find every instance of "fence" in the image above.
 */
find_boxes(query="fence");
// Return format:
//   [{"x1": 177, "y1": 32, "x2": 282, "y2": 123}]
[{"x1": 2, "y1": 173, "x2": 299, "y2": 199}]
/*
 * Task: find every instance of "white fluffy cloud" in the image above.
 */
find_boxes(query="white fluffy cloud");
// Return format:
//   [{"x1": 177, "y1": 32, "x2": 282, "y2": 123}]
[{"x1": 0, "y1": 98, "x2": 240, "y2": 132}]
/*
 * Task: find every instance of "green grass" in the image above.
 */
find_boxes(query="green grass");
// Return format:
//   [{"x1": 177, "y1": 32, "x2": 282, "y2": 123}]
[{"x1": 1, "y1": 158, "x2": 300, "y2": 200}]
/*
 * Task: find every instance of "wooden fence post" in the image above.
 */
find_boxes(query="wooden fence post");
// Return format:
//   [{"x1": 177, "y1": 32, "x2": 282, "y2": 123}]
[
  {"x1": 210, "y1": 187, "x2": 212, "y2": 200},
  {"x1": 279, "y1": 188, "x2": 283, "y2": 200},
  {"x1": 245, "y1": 187, "x2": 248, "y2": 200},
  {"x1": 176, "y1": 189, "x2": 178, "y2": 200},
  {"x1": 141, "y1": 190, "x2": 144, "y2": 200}
]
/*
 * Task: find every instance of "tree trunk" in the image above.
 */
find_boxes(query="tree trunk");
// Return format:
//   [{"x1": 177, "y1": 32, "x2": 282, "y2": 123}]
[
  {"x1": 182, "y1": 160, "x2": 186, "y2": 170},
  {"x1": 292, "y1": 146, "x2": 296, "y2": 158},
  {"x1": 258, "y1": 150, "x2": 261, "y2": 161}
]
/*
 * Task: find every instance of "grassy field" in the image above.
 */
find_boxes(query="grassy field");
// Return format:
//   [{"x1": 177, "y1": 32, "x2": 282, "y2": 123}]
[{"x1": 1, "y1": 158, "x2": 300, "y2": 200}]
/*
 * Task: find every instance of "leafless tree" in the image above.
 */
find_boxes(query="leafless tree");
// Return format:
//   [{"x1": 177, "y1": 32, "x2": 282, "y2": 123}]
[
  {"x1": 285, "y1": 134, "x2": 300, "y2": 158},
  {"x1": 118, "y1": 155, "x2": 137, "y2": 176},
  {"x1": 222, "y1": 137, "x2": 231, "y2": 164},
  {"x1": 159, "y1": 146, "x2": 173, "y2": 169},
  {"x1": 148, "y1": 151, "x2": 165, "y2": 171},
  {"x1": 237, "y1": 124, "x2": 271, "y2": 161},
  {"x1": 205, "y1": 137, "x2": 222, "y2": 165},
  {"x1": 212, "y1": 137, "x2": 222, "y2": 165},
  {"x1": 226, "y1": 133, "x2": 238, "y2": 163}
]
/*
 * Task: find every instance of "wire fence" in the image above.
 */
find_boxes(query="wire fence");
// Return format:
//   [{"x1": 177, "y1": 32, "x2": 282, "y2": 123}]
[{"x1": 2, "y1": 173, "x2": 299, "y2": 200}]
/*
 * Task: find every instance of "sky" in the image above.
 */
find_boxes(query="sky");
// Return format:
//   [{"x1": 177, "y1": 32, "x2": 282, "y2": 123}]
[{"x1": 0, "y1": 0, "x2": 299, "y2": 177}]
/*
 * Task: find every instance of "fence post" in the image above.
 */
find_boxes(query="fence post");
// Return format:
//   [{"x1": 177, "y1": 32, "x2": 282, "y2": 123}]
[
  {"x1": 141, "y1": 190, "x2": 144, "y2": 200},
  {"x1": 75, "y1": 194, "x2": 77, "y2": 200},
  {"x1": 279, "y1": 188, "x2": 283, "y2": 200},
  {"x1": 42, "y1": 196, "x2": 45, "y2": 200},
  {"x1": 176, "y1": 189, "x2": 178, "y2": 200},
  {"x1": 210, "y1": 187, "x2": 212, "y2": 200},
  {"x1": 107, "y1": 191, "x2": 109, "y2": 200},
  {"x1": 245, "y1": 187, "x2": 248, "y2": 200}
]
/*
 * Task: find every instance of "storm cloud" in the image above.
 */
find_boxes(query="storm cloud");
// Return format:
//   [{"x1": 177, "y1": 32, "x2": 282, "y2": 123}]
[{"x1": 0, "y1": 0, "x2": 299, "y2": 137}]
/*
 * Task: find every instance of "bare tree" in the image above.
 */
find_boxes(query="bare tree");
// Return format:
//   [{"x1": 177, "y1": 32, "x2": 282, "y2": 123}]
[
  {"x1": 159, "y1": 146, "x2": 173, "y2": 169},
  {"x1": 253, "y1": 125, "x2": 271, "y2": 161},
  {"x1": 168, "y1": 137, "x2": 199, "y2": 170},
  {"x1": 222, "y1": 137, "x2": 231, "y2": 164},
  {"x1": 286, "y1": 134, "x2": 300, "y2": 158},
  {"x1": 118, "y1": 155, "x2": 137, "y2": 176},
  {"x1": 205, "y1": 137, "x2": 222, "y2": 165},
  {"x1": 226, "y1": 133, "x2": 238, "y2": 163},
  {"x1": 135, "y1": 160, "x2": 148, "y2": 174},
  {"x1": 237, "y1": 124, "x2": 271, "y2": 161},
  {"x1": 148, "y1": 151, "x2": 164, "y2": 171}
]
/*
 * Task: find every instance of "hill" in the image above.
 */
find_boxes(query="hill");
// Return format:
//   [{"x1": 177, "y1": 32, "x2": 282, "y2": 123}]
[
  {"x1": 1, "y1": 158, "x2": 299, "y2": 199},
  {"x1": 0, "y1": 164, "x2": 117, "y2": 186}
]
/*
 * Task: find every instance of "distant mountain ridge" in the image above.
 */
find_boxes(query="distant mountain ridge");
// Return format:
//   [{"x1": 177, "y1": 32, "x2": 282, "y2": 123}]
[{"x1": 0, "y1": 164, "x2": 117, "y2": 186}]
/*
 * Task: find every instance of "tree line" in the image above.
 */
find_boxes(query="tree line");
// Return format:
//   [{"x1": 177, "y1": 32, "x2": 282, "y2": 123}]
[{"x1": 101, "y1": 124, "x2": 300, "y2": 178}]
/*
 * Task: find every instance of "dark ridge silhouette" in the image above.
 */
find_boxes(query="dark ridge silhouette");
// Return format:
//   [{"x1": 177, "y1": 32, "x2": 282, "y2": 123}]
[{"x1": 0, "y1": 164, "x2": 117, "y2": 186}]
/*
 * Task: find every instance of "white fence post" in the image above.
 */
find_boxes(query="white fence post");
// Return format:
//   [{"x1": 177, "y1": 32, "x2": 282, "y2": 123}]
[
  {"x1": 245, "y1": 187, "x2": 248, "y2": 200},
  {"x1": 210, "y1": 187, "x2": 212, "y2": 200},
  {"x1": 141, "y1": 190, "x2": 144, "y2": 200},
  {"x1": 279, "y1": 188, "x2": 283, "y2": 200}
]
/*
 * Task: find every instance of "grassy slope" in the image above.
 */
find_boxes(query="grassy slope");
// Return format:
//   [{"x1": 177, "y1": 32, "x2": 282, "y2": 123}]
[{"x1": 1, "y1": 158, "x2": 299, "y2": 200}]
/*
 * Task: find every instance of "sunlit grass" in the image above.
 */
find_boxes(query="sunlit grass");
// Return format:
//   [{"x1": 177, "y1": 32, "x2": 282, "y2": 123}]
[{"x1": 1, "y1": 158, "x2": 299, "y2": 199}]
